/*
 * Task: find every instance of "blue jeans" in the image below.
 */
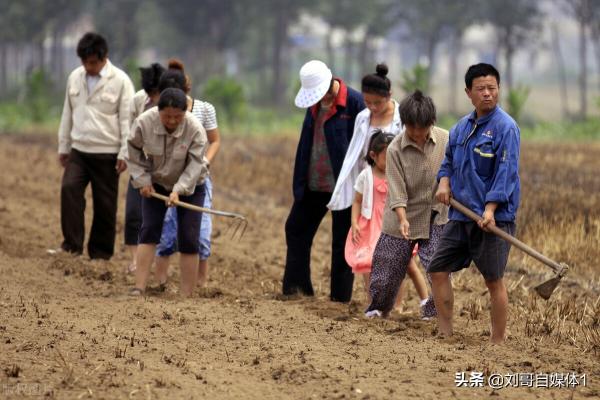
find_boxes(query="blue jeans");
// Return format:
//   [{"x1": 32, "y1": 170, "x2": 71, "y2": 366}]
[{"x1": 156, "y1": 176, "x2": 213, "y2": 259}]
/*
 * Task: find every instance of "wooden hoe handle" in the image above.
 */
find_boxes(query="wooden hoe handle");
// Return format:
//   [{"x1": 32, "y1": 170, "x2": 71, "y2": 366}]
[{"x1": 449, "y1": 198, "x2": 565, "y2": 274}]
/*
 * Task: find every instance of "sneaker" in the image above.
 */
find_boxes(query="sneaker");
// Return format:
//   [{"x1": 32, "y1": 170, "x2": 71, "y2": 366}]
[
  {"x1": 365, "y1": 310, "x2": 383, "y2": 318},
  {"x1": 46, "y1": 247, "x2": 81, "y2": 256},
  {"x1": 146, "y1": 282, "x2": 167, "y2": 294},
  {"x1": 128, "y1": 287, "x2": 144, "y2": 297},
  {"x1": 420, "y1": 297, "x2": 437, "y2": 320},
  {"x1": 46, "y1": 247, "x2": 64, "y2": 255}
]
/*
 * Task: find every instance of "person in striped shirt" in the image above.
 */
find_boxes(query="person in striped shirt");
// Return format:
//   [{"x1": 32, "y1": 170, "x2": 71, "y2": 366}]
[{"x1": 152, "y1": 60, "x2": 221, "y2": 291}]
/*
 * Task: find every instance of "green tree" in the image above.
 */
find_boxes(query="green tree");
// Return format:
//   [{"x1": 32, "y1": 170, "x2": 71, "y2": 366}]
[
  {"x1": 156, "y1": 0, "x2": 247, "y2": 79},
  {"x1": 505, "y1": 85, "x2": 531, "y2": 123},
  {"x1": 441, "y1": 0, "x2": 481, "y2": 115},
  {"x1": 318, "y1": 0, "x2": 402, "y2": 86},
  {"x1": 26, "y1": 69, "x2": 54, "y2": 122},
  {"x1": 91, "y1": 0, "x2": 142, "y2": 64},
  {"x1": 319, "y1": 0, "x2": 367, "y2": 81},
  {"x1": 0, "y1": 1, "x2": 28, "y2": 95},
  {"x1": 0, "y1": 0, "x2": 83, "y2": 96},
  {"x1": 395, "y1": 0, "x2": 480, "y2": 94},
  {"x1": 203, "y1": 76, "x2": 247, "y2": 125},
  {"x1": 590, "y1": 1, "x2": 600, "y2": 93},
  {"x1": 356, "y1": 0, "x2": 398, "y2": 77},
  {"x1": 400, "y1": 64, "x2": 429, "y2": 94},
  {"x1": 484, "y1": 0, "x2": 543, "y2": 91},
  {"x1": 559, "y1": 0, "x2": 593, "y2": 120}
]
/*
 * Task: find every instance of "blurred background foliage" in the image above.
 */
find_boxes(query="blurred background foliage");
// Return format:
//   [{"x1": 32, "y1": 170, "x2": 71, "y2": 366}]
[{"x1": 0, "y1": 0, "x2": 599, "y2": 137}]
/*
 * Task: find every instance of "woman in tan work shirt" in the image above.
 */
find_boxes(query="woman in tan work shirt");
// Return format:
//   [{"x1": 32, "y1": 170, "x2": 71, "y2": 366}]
[
  {"x1": 365, "y1": 90, "x2": 449, "y2": 319},
  {"x1": 126, "y1": 88, "x2": 208, "y2": 297}
]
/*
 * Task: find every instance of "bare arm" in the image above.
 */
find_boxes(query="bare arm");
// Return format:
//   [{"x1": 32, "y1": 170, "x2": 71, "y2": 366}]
[
  {"x1": 480, "y1": 202, "x2": 498, "y2": 231},
  {"x1": 351, "y1": 192, "x2": 363, "y2": 244},
  {"x1": 436, "y1": 177, "x2": 452, "y2": 205},
  {"x1": 205, "y1": 127, "x2": 221, "y2": 164},
  {"x1": 394, "y1": 206, "x2": 410, "y2": 240}
]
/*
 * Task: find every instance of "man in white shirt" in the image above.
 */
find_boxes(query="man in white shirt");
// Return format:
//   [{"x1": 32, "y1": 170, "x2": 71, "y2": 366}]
[{"x1": 55, "y1": 32, "x2": 134, "y2": 259}]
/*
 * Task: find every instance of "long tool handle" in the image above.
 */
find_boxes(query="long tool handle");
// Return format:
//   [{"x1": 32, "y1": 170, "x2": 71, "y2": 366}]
[
  {"x1": 449, "y1": 198, "x2": 563, "y2": 273},
  {"x1": 150, "y1": 192, "x2": 246, "y2": 220}
]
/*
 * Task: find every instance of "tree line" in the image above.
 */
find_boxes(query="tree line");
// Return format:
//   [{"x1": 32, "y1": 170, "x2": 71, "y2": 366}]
[{"x1": 1, "y1": 0, "x2": 600, "y2": 119}]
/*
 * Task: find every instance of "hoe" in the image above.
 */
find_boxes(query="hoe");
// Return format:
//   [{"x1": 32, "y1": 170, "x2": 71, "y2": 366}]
[
  {"x1": 449, "y1": 198, "x2": 569, "y2": 300},
  {"x1": 150, "y1": 192, "x2": 248, "y2": 239}
]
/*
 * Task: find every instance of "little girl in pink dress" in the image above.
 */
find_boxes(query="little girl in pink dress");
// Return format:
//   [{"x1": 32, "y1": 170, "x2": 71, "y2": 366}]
[
  {"x1": 345, "y1": 131, "x2": 393, "y2": 301},
  {"x1": 345, "y1": 159, "x2": 388, "y2": 274}
]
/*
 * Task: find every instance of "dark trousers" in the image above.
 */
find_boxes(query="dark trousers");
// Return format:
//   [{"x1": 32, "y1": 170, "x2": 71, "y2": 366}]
[
  {"x1": 282, "y1": 190, "x2": 354, "y2": 302},
  {"x1": 139, "y1": 184, "x2": 205, "y2": 254},
  {"x1": 124, "y1": 179, "x2": 142, "y2": 245},
  {"x1": 60, "y1": 149, "x2": 119, "y2": 259}
]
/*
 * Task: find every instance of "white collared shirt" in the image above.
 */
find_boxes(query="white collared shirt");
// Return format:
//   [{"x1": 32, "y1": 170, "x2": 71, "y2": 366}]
[
  {"x1": 327, "y1": 99, "x2": 403, "y2": 211},
  {"x1": 86, "y1": 62, "x2": 108, "y2": 93},
  {"x1": 58, "y1": 59, "x2": 135, "y2": 159}
]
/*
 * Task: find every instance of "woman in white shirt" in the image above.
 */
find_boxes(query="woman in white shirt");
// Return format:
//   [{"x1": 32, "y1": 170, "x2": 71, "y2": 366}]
[
  {"x1": 328, "y1": 64, "x2": 400, "y2": 211},
  {"x1": 330, "y1": 64, "x2": 429, "y2": 313}
]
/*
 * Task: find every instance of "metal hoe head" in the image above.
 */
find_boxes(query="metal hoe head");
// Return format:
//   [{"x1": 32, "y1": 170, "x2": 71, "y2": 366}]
[
  {"x1": 447, "y1": 198, "x2": 570, "y2": 301},
  {"x1": 225, "y1": 215, "x2": 248, "y2": 240},
  {"x1": 148, "y1": 192, "x2": 248, "y2": 240},
  {"x1": 533, "y1": 263, "x2": 569, "y2": 300}
]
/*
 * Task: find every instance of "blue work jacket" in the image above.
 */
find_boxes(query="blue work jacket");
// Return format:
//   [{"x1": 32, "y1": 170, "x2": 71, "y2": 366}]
[{"x1": 438, "y1": 106, "x2": 520, "y2": 222}]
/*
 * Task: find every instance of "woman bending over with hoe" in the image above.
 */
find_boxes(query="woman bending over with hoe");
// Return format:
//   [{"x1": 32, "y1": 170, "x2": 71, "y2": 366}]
[{"x1": 126, "y1": 88, "x2": 208, "y2": 297}]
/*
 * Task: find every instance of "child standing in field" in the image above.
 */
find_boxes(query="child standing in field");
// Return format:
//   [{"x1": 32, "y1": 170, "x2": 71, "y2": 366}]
[{"x1": 345, "y1": 131, "x2": 429, "y2": 308}]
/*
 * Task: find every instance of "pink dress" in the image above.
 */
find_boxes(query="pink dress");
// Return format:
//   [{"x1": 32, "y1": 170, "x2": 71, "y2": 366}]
[{"x1": 345, "y1": 174, "x2": 387, "y2": 274}]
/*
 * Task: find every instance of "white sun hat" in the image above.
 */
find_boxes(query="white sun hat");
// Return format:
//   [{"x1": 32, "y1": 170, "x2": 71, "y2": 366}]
[{"x1": 294, "y1": 60, "x2": 333, "y2": 108}]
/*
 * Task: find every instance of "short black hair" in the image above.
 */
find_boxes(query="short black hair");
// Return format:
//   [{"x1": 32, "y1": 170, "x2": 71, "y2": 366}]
[
  {"x1": 158, "y1": 88, "x2": 187, "y2": 111},
  {"x1": 361, "y1": 63, "x2": 391, "y2": 97},
  {"x1": 140, "y1": 63, "x2": 166, "y2": 95},
  {"x1": 365, "y1": 129, "x2": 394, "y2": 166},
  {"x1": 76, "y1": 32, "x2": 108, "y2": 61},
  {"x1": 399, "y1": 90, "x2": 436, "y2": 128},
  {"x1": 465, "y1": 63, "x2": 500, "y2": 89},
  {"x1": 158, "y1": 69, "x2": 187, "y2": 93}
]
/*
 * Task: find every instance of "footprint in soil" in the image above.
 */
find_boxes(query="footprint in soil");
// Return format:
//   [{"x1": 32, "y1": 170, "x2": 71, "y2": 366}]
[
  {"x1": 4, "y1": 364, "x2": 21, "y2": 378},
  {"x1": 97, "y1": 271, "x2": 112, "y2": 281},
  {"x1": 197, "y1": 287, "x2": 225, "y2": 298}
]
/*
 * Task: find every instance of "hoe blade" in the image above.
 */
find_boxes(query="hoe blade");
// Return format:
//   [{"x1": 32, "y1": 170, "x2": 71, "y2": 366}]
[{"x1": 533, "y1": 276, "x2": 562, "y2": 300}]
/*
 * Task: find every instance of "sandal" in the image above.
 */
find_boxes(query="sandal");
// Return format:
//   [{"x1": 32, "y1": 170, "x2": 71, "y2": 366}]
[
  {"x1": 128, "y1": 287, "x2": 144, "y2": 297},
  {"x1": 146, "y1": 282, "x2": 167, "y2": 294},
  {"x1": 126, "y1": 262, "x2": 137, "y2": 274},
  {"x1": 365, "y1": 310, "x2": 383, "y2": 318}
]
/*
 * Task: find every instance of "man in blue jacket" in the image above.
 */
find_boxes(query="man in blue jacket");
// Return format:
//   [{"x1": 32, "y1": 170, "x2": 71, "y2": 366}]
[
  {"x1": 282, "y1": 60, "x2": 365, "y2": 302},
  {"x1": 429, "y1": 63, "x2": 520, "y2": 343}
]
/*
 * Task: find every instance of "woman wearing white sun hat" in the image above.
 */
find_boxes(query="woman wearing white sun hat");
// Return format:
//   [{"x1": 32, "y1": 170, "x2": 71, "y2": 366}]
[{"x1": 282, "y1": 60, "x2": 365, "y2": 303}]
